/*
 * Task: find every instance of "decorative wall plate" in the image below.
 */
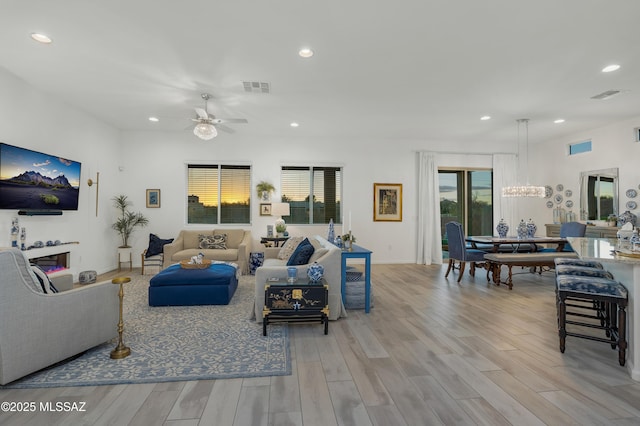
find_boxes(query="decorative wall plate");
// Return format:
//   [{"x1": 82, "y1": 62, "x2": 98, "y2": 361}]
[
  {"x1": 554, "y1": 194, "x2": 563, "y2": 204},
  {"x1": 626, "y1": 201, "x2": 637, "y2": 210},
  {"x1": 626, "y1": 189, "x2": 637, "y2": 198},
  {"x1": 556, "y1": 184, "x2": 564, "y2": 192},
  {"x1": 565, "y1": 200, "x2": 573, "y2": 208},
  {"x1": 546, "y1": 200, "x2": 554, "y2": 208},
  {"x1": 564, "y1": 189, "x2": 572, "y2": 197},
  {"x1": 545, "y1": 185, "x2": 553, "y2": 198}
]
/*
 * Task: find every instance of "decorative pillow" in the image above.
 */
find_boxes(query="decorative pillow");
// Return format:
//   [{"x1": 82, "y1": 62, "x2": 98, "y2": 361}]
[
  {"x1": 199, "y1": 233, "x2": 227, "y2": 249},
  {"x1": 286, "y1": 238, "x2": 315, "y2": 266},
  {"x1": 31, "y1": 265, "x2": 58, "y2": 294},
  {"x1": 277, "y1": 237, "x2": 304, "y2": 260},
  {"x1": 146, "y1": 233, "x2": 174, "y2": 258}
]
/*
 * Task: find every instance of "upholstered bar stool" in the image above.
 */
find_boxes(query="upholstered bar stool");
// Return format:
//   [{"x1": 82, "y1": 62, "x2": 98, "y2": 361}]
[
  {"x1": 555, "y1": 264, "x2": 616, "y2": 330},
  {"x1": 555, "y1": 274, "x2": 628, "y2": 366},
  {"x1": 554, "y1": 258, "x2": 604, "y2": 269}
]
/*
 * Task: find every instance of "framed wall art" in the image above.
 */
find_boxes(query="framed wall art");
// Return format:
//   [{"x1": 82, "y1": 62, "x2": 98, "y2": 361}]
[
  {"x1": 373, "y1": 183, "x2": 402, "y2": 221},
  {"x1": 146, "y1": 189, "x2": 160, "y2": 208},
  {"x1": 260, "y1": 203, "x2": 272, "y2": 216}
]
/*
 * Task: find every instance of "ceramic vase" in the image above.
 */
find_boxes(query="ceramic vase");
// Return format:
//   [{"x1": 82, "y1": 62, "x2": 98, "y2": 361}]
[
  {"x1": 619, "y1": 210, "x2": 637, "y2": 227},
  {"x1": 526, "y1": 218, "x2": 537, "y2": 238},
  {"x1": 517, "y1": 220, "x2": 527, "y2": 239},
  {"x1": 327, "y1": 219, "x2": 335, "y2": 242},
  {"x1": 307, "y1": 262, "x2": 324, "y2": 282},
  {"x1": 496, "y1": 218, "x2": 509, "y2": 238},
  {"x1": 334, "y1": 235, "x2": 343, "y2": 248},
  {"x1": 11, "y1": 217, "x2": 19, "y2": 248},
  {"x1": 20, "y1": 227, "x2": 26, "y2": 250}
]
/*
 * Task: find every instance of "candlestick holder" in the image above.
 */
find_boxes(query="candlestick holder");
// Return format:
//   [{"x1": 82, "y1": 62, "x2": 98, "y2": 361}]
[{"x1": 110, "y1": 276, "x2": 131, "y2": 359}]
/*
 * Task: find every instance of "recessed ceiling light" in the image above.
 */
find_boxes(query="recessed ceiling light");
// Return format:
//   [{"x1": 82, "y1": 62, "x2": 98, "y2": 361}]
[
  {"x1": 298, "y1": 48, "x2": 313, "y2": 58},
  {"x1": 30, "y1": 33, "x2": 52, "y2": 44},
  {"x1": 480, "y1": 115, "x2": 491, "y2": 121},
  {"x1": 554, "y1": 119, "x2": 565, "y2": 124},
  {"x1": 149, "y1": 117, "x2": 159, "y2": 122},
  {"x1": 290, "y1": 122, "x2": 299, "y2": 127},
  {"x1": 602, "y1": 64, "x2": 620, "y2": 73}
]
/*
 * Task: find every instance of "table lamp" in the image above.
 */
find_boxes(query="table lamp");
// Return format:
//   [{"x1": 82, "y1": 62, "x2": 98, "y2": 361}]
[{"x1": 271, "y1": 202, "x2": 290, "y2": 235}]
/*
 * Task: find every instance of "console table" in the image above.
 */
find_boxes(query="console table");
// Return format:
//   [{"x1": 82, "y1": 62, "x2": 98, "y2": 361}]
[{"x1": 340, "y1": 244, "x2": 373, "y2": 313}]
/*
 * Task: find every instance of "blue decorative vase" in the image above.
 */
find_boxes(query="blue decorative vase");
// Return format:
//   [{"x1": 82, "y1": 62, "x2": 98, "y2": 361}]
[
  {"x1": 619, "y1": 210, "x2": 637, "y2": 228},
  {"x1": 517, "y1": 220, "x2": 527, "y2": 239},
  {"x1": 496, "y1": 218, "x2": 509, "y2": 238},
  {"x1": 526, "y1": 218, "x2": 537, "y2": 238},
  {"x1": 249, "y1": 252, "x2": 265, "y2": 275},
  {"x1": 307, "y1": 262, "x2": 324, "y2": 282},
  {"x1": 327, "y1": 219, "x2": 335, "y2": 242},
  {"x1": 334, "y1": 235, "x2": 343, "y2": 248}
]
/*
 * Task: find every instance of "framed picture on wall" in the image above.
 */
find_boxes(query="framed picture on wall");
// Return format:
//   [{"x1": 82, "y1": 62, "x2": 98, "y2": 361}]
[
  {"x1": 260, "y1": 203, "x2": 272, "y2": 216},
  {"x1": 146, "y1": 189, "x2": 161, "y2": 208},
  {"x1": 373, "y1": 183, "x2": 402, "y2": 221}
]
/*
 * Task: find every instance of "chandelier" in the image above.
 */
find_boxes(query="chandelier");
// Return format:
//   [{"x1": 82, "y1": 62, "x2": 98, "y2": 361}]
[
  {"x1": 193, "y1": 122, "x2": 217, "y2": 140},
  {"x1": 501, "y1": 118, "x2": 545, "y2": 198}
]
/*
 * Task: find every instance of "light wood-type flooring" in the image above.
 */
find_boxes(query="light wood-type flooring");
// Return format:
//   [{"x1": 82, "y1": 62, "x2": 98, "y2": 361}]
[{"x1": 1, "y1": 263, "x2": 639, "y2": 425}]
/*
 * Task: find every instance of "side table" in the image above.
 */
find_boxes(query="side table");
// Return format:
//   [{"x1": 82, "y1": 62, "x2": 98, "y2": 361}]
[
  {"x1": 340, "y1": 244, "x2": 372, "y2": 313},
  {"x1": 260, "y1": 236, "x2": 290, "y2": 247},
  {"x1": 262, "y1": 277, "x2": 329, "y2": 335}
]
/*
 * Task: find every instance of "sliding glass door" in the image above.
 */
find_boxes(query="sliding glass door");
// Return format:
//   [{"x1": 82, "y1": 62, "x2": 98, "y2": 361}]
[{"x1": 439, "y1": 169, "x2": 493, "y2": 249}]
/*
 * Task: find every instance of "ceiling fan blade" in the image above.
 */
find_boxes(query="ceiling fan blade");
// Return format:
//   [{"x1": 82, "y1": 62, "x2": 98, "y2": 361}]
[
  {"x1": 213, "y1": 118, "x2": 248, "y2": 124},
  {"x1": 194, "y1": 108, "x2": 208, "y2": 119},
  {"x1": 215, "y1": 124, "x2": 235, "y2": 134}
]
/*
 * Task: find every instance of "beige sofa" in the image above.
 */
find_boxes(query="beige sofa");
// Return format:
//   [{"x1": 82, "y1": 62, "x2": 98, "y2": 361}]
[
  {"x1": 163, "y1": 229, "x2": 252, "y2": 274},
  {"x1": 0, "y1": 249, "x2": 119, "y2": 385},
  {"x1": 253, "y1": 235, "x2": 346, "y2": 322}
]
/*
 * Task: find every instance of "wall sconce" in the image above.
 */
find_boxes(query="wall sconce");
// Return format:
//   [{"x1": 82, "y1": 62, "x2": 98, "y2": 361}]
[{"x1": 87, "y1": 172, "x2": 100, "y2": 217}]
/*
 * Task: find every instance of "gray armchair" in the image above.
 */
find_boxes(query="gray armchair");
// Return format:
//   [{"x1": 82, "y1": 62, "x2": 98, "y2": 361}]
[{"x1": 0, "y1": 249, "x2": 119, "y2": 385}]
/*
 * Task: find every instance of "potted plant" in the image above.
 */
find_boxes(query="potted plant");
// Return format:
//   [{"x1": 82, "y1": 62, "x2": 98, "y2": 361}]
[
  {"x1": 608, "y1": 214, "x2": 618, "y2": 227},
  {"x1": 342, "y1": 233, "x2": 356, "y2": 250},
  {"x1": 112, "y1": 195, "x2": 149, "y2": 261},
  {"x1": 256, "y1": 181, "x2": 275, "y2": 202}
]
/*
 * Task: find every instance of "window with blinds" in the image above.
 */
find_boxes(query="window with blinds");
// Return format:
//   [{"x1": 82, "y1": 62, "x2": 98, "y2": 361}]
[
  {"x1": 187, "y1": 164, "x2": 251, "y2": 224},
  {"x1": 281, "y1": 166, "x2": 341, "y2": 224}
]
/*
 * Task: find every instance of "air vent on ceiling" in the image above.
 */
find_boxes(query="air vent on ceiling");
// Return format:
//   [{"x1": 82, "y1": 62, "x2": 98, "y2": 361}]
[
  {"x1": 242, "y1": 81, "x2": 270, "y2": 94},
  {"x1": 591, "y1": 90, "x2": 621, "y2": 100}
]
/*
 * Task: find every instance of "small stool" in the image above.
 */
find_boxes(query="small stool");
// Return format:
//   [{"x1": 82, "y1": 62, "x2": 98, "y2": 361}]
[{"x1": 555, "y1": 274, "x2": 628, "y2": 366}]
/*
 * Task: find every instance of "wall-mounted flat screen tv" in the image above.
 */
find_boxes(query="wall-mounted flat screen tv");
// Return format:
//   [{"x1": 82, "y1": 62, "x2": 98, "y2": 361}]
[{"x1": 0, "y1": 142, "x2": 81, "y2": 210}]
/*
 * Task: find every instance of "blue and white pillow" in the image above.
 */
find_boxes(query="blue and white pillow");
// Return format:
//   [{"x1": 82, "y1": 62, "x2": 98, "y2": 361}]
[{"x1": 31, "y1": 265, "x2": 58, "y2": 294}]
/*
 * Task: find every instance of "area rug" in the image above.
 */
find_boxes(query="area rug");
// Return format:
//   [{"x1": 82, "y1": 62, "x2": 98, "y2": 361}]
[{"x1": 2, "y1": 275, "x2": 290, "y2": 388}]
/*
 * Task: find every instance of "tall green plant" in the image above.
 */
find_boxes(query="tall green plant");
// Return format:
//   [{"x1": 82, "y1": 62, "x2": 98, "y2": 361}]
[{"x1": 112, "y1": 195, "x2": 149, "y2": 247}]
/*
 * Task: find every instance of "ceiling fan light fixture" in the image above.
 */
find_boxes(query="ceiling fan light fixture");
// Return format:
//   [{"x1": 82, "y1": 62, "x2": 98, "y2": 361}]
[{"x1": 193, "y1": 122, "x2": 217, "y2": 140}]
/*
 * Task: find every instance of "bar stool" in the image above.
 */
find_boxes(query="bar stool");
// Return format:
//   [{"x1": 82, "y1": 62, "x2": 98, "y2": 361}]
[
  {"x1": 555, "y1": 274, "x2": 628, "y2": 366},
  {"x1": 555, "y1": 264, "x2": 616, "y2": 331},
  {"x1": 554, "y1": 258, "x2": 604, "y2": 269}
]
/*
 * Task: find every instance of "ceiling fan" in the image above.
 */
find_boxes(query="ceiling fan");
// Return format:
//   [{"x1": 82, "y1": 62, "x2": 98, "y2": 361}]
[{"x1": 190, "y1": 93, "x2": 248, "y2": 140}]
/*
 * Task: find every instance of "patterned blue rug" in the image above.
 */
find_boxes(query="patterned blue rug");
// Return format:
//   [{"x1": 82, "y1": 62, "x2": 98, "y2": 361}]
[{"x1": 3, "y1": 275, "x2": 290, "y2": 388}]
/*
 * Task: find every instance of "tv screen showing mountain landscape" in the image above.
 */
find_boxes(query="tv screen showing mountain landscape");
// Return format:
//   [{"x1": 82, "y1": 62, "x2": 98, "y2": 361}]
[{"x1": 0, "y1": 143, "x2": 81, "y2": 210}]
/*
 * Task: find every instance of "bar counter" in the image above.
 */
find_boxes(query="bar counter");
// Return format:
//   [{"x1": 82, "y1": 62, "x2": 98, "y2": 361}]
[{"x1": 568, "y1": 237, "x2": 639, "y2": 381}]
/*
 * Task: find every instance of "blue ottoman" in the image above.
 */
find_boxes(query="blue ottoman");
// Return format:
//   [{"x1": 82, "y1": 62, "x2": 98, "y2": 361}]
[{"x1": 149, "y1": 263, "x2": 238, "y2": 306}]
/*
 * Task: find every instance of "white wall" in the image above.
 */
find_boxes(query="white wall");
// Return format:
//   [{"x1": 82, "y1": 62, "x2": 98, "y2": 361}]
[
  {"x1": 0, "y1": 67, "x2": 122, "y2": 277},
  {"x1": 527, "y1": 116, "x2": 640, "y2": 230}
]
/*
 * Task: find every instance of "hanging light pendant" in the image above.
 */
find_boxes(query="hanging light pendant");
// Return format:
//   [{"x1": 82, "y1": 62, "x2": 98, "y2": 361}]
[{"x1": 502, "y1": 119, "x2": 545, "y2": 198}]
